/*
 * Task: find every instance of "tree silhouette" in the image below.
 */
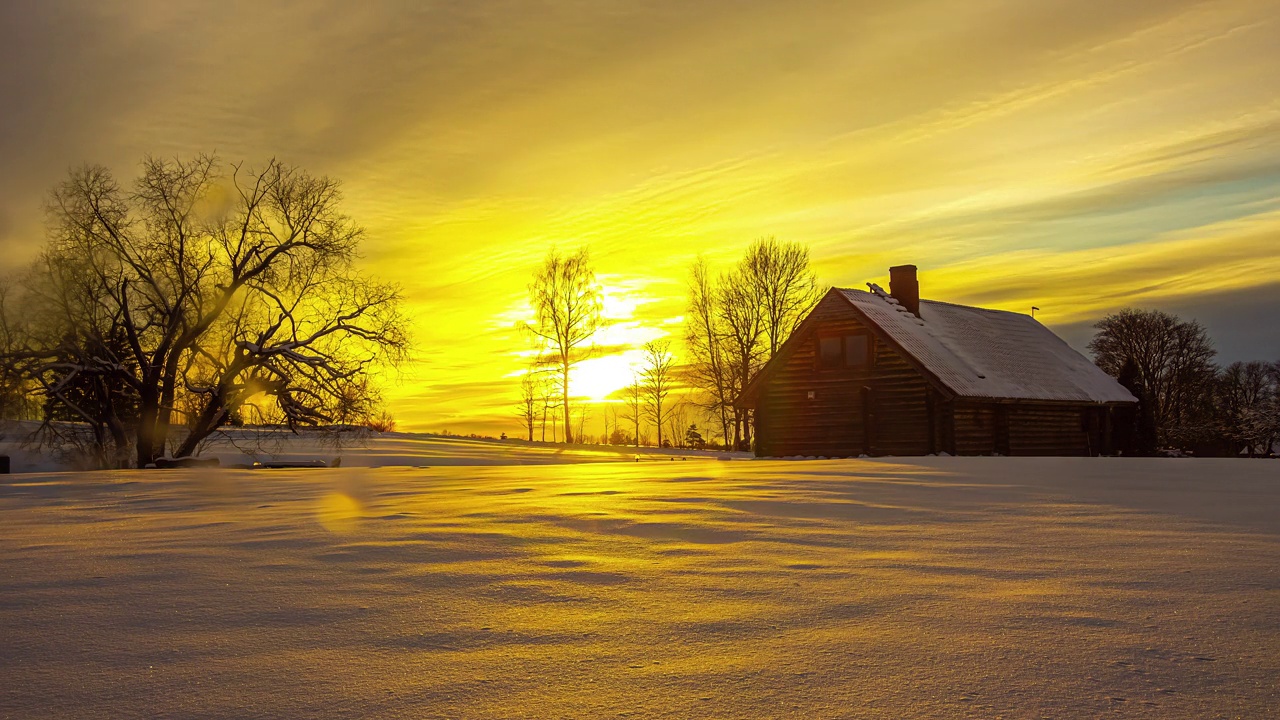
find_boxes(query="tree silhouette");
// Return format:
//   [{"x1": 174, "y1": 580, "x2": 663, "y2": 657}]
[
  {"x1": 685, "y1": 423, "x2": 706, "y2": 449},
  {"x1": 1217, "y1": 361, "x2": 1277, "y2": 456},
  {"x1": 0, "y1": 155, "x2": 406, "y2": 467},
  {"x1": 526, "y1": 247, "x2": 601, "y2": 444},
  {"x1": 684, "y1": 258, "x2": 733, "y2": 448},
  {"x1": 623, "y1": 373, "x2": 643, "y2": 447},
  {"x1": 1089, "y1": 308, "x2": 1216, "y2": 447},
  {"x1": 684, "y1": 239, "x2": 819, "y2": 451},
  {"x1": 641, "y1": 339, "x2": 676, "y2": 448},
  {"x1": 717, "y1": 266, "x2": 766, "y2": 449},
  {"x1": 517, "y1": 371, "x2": 538, "y2": 441}
]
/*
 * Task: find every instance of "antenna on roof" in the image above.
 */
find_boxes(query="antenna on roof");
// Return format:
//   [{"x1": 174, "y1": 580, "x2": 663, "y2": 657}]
[{"x1": 1031, "y1": 306, "x2": 1040, "y2": 318}]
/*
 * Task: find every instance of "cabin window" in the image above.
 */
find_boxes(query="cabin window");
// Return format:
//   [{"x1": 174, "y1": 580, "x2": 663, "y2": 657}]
[
  {"x1": 845, "y1": 334, "x2": 870, "y2": 367},
  {"x1": 818, "y1": 336, "x2": 843, "y2": 368},
  {"x1": 818, "y1": 332, "x2": 872, "y2": 369}
]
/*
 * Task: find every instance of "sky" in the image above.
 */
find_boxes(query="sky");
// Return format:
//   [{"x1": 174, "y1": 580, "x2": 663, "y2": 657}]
[{"x1": 2, "y1": 0, "x2": 1278, "y2": 436}]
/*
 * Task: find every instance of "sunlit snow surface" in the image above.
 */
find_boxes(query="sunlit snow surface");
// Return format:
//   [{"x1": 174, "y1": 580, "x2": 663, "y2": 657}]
[{"x1": 2, "y1": 454, "x2": 1278, "y2": 718}]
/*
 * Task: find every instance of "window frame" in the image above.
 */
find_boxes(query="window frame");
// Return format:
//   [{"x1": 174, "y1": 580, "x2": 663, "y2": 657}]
[
  {"x1": 817, "y1": 335, "x2": 845, "y2": 369},
  {"x1": 844, "y1": 333, "x2": 871, "y2": 368},
  {"x1": 814, "y1": 330, "x2": 875, "y2": 371}
]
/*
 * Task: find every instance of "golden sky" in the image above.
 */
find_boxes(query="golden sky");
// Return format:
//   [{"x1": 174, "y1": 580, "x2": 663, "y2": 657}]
[{"x1": 2, "y1": 0, "x2": 1279, "y2": 435}]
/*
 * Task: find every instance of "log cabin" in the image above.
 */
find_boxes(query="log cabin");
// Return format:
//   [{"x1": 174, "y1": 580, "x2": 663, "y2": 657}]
[{"x1": 736, "y1": 265, "x2": 1137, "y2": 457}]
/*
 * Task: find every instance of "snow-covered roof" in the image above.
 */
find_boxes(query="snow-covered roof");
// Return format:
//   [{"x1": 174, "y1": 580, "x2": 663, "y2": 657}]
[{"x1": 837, "y1": 286, "x2": 1136, "y2": 404}]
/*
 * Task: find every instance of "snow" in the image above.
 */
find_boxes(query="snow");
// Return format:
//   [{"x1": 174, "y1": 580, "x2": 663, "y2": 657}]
[
  {"x1": 840, "y1": 288, "x2": 1137, "y2": 404},
  {"x1": 2, "y1": 454, "x2": 1278, "y2": 718}
]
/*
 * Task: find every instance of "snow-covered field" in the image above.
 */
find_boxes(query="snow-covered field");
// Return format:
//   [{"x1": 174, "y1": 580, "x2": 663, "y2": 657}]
[
  {"x1": 1, "y1": 449, "x2": 1278, "y2": 718},
  {"x1": 0, "y1": 427, "x2": 747, "y2": 473}
]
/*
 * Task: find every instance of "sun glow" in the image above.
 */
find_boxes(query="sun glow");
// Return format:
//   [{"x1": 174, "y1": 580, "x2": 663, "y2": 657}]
[
  {"x1": 569, "y1": 353, "x2": 642, "y2": 402},
  {"x1": 514, "y1": 279, "x2": 675, "y2": 404}
]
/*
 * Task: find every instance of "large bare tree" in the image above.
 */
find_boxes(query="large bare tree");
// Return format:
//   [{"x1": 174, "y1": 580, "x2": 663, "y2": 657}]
[
  {"x1": 684, "y1": 258, "x2": 733, "y2": 448},
  {"x1": 682, "y1": 240, "x2": 820, "y2": 452},
  {"x1": 526, "y1": 247, "x2": 602, "y2": 444},
  {"x1": 1089, "y1": 308, "x2": 1216, "y2": 446},
  {"x1": 641, "y1": 339, "x2": 676, "y2": 448},
  {"x1": 0, "y1": 155, "x2": 406, "y2": 467},
  {"x1": 718, "y1": 266, "x2": 766, "y2": 449}
]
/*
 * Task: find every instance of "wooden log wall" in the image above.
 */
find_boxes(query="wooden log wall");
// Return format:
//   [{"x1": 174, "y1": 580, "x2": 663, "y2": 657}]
[
  {"x1": 952, "y1": 402, "x2": 996, "y2": 456},
  {"x1": 951, "y1": 401, "x2": 1095, "y2": 456},
  {"x1": 1008, "y1": 404, "x2": 1092, "y2": 456}
]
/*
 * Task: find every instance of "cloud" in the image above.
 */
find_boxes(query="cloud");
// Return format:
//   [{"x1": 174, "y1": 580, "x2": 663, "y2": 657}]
[{"x1": 1053, "y1": 282, "x2": 1280, "y2": 365}]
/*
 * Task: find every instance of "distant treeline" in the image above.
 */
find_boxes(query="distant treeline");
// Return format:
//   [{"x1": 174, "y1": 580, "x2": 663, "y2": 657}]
[{"x1": 1091, "y1": 309, "x2": 1278, "y2": 457}]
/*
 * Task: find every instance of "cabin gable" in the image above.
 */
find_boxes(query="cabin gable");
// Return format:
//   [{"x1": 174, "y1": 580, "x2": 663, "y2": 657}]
[{"x1": 753, "y1": 293, "x2": 936, "y2": 457}]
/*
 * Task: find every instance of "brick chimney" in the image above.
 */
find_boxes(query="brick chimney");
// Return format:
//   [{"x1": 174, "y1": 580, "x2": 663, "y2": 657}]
[{"x1": 889, "y1": 264, "x2": 920, "y2": 317}]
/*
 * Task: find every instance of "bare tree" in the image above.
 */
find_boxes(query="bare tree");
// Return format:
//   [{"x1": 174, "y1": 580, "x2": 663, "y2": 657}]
[
  {"x1": 0, "y1": 289, "x2": 46, "y2": 423},
  {"x1": 517, "y1": 371, "x2": 538, "y2": 441},
  {"x1": 1271, "y1": 360, "x2": 1280, "y2": 453},
  {"x1": 2, "y1": 248, "x2": 140, "y2": 466},
  {"x1": 1217, "y1": 361, "x2": 1277, "y2": 456},
  {"x1": 684, "y1": 258, "x2": 733, "y2": 447},
  {"x1": 526, "y1": 247, "x2": 602, "y2": 444},
  {"x1": 741, "y1": 237, "x2": 822, "y2": 356},
  {"x1": 0, "y1": 155, "x2": 407, "y2": 467},
  {"x1": 1089, "y1": 308, "x2": 1216, "y2": 447},
  {"x1": 601, "y1": 403, "x2": 613, "y2": 446},
  {"x1": 537, "y1": 370, "x2": 557, "y2": 442},
  {"x1": 574, "y1": 403, "x2": 590, "y2": 446},
  {"x1": 641, "y1": 339, "x2": 676, "y2": 448},
  {"x1": 718, "y1": 267, "x2": 766, "y2": 449},
  {"x1": 681, "y1": 241, "x2": 818, "y2": 453},
  {"x1": 622, "y1": 374, "x2": 644, "y2": 447},
  {"x1": 664, "y1": 397, "x2": 690, "y2": 449}
]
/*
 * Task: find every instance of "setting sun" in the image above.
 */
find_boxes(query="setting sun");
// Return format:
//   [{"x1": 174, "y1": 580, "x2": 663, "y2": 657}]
[{"x1": 569, "y1": 354, "x2": 641, "y2": 403}]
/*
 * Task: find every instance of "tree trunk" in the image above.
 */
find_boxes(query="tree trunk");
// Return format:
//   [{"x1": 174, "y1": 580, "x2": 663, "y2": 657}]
[
  {"x1": 655, "y1": 399, "x2": 663, "y2": 447},
  {"x1": 135, "y1": 387, "x2": 160, "y2": 467},
  {"x1": 174, "y1": 397, "x2": 228, "y2": 459},
  {"x1": 152, "y1": 357, "x2": 182, "y2": 461},
  {"x1": 106, "y1": 413, "x2": 130, "y2": 469},
  {"x1": 561, "y1": 359, "x2": 572, "y2": 444}
]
